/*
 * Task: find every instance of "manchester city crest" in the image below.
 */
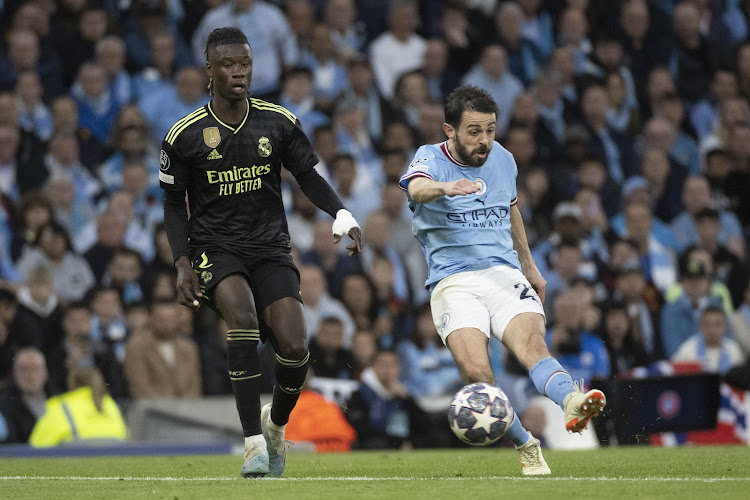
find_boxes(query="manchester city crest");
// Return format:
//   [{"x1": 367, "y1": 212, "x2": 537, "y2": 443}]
[
  {"x1": 258, "y1": 136, "x2": 272, "y2": 157},
  {"x1": 474, "y1": 177, "x2": 487, "y2": 196}
]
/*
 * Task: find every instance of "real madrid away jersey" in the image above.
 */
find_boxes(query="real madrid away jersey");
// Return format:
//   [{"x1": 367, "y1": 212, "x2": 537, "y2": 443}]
[{"x1": 159, "y1": 98, "x2": 319, "y2": 256}]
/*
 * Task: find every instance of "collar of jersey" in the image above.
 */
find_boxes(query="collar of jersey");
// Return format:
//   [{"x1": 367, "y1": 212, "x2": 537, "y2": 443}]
[
  {"x1": 208, "y1": 98, "x2": 249, "y2": 134},
  {"x1": 440, "y1": 141, "x2": 470, "y2": 167}
]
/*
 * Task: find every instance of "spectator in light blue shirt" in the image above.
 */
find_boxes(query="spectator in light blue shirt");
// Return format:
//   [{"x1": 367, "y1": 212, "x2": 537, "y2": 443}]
[
  {"x1": 279, "y1": 67, "x2": 330, "y2": 141},
  {"x1": 299, "y1": 23, "x2": 350, "y2": 110},
  {"x1": 670, "y1": 176, "x2": 745, "y2": 256},
  {"x1": 191, "y1": 0, "x2": 299, "y2": 97},
  {"x1": 546, "y1": 291, "x2": 610, "y2": 387},
  {"x1": 461, "y1": 44, "x2": 523, "y2": 135},
  {"x1": 138, "y1": 66, "x2": 209, "y2": 146},
  {"x1": 132, "y1": 31, "x2": 186, "y2": 103},
  {"x1": 397, "y1": 303, "x2": 462, "y2": 398}
]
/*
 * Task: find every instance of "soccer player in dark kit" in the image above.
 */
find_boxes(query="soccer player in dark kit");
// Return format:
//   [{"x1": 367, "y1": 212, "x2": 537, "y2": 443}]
[{"x1": 160, "y1": 27, "x2": 362, "y2": 478}]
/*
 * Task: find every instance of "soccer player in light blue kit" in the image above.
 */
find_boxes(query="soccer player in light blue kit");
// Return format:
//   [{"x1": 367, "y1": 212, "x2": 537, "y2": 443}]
[{"x1": 399, "y1": 86, "x2": 606, "y2": 475}]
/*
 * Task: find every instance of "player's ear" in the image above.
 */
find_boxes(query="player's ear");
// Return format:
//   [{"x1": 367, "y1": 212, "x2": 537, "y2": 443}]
[{"x1": 443, "y1": 122, "x2": 455, "y2": 139}]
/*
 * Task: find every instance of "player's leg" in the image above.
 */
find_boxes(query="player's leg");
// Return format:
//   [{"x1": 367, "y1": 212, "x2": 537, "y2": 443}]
[
  {"x1": 261, "y1": 296, "x2": 307, "y2": 476},
  {"x1": 503, "y1": 312, "x2": 606, "y2": 433},
  {"x1": 434, "y1": 277, "x2": 535, "y2": 457},
  {"x1": 212, "y1": 275, "x2": 267, "y2": 477}
]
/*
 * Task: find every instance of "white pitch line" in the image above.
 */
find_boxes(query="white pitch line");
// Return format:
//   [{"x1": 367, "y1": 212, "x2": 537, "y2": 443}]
[{"x1": 1, "y1": 476, "x2": 750, "y2": 482}]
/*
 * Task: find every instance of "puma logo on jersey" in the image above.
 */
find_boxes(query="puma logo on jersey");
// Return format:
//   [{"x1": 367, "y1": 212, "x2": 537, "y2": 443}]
[
  {"x1": 198, "y1": 252, "x2": 213, "y2": 269},
  {"x1": 207, "y1": 149, "x2": 223, "y2": 160}
]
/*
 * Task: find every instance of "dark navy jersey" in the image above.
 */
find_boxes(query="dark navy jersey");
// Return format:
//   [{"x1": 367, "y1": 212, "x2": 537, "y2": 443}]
[{"x1": 159, "y1": 98, "x2": 318, "y2": 255}]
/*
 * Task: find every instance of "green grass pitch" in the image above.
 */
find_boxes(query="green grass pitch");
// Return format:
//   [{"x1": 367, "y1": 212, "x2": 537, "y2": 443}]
[{"x1": 1, "y1": 446, "x2": 748, "y2": 499}]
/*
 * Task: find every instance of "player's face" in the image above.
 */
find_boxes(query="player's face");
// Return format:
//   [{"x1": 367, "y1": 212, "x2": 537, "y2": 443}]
[
  {"x1": 208, "y1": 43, "x2": 253, "y2": 102},
  {"x1": 446, "y1": 111, "x2": 496, "y2": 166}
]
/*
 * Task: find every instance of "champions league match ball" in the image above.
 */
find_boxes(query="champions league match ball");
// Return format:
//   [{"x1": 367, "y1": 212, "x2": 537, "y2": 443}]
[{"x1": 448, "y1": 383, "x2": 513, "y2": 446}]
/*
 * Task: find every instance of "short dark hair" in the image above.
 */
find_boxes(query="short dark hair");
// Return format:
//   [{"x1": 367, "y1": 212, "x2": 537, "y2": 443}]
[
  {"x1": 701, "y1": 305, "x2": 726, "y2": 319},
  {"x1": 694, "y1": 207, "x2": 720, "y2": 222},
  {"x1": 204, "y1": 27, "x2": 250, "y2": 62},
  {"x1": 444, "y1": 85, "x2": 499, "y2": 128}
]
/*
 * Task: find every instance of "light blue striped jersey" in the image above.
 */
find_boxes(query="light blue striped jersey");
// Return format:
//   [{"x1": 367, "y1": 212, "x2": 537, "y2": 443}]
[{"x1": 399, "y1": 141, "x2": 520, "y2": 290}]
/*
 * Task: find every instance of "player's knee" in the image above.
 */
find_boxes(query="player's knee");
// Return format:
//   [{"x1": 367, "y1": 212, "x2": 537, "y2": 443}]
[
  {"x1": 223, "y1": 309, "x2": 259, "y2": 330},
  {"x1": 278, "y1": 339, "x2": 308, "y2": 361},
  {"x1": 462, "y1": 364, "x2": 494, "y2": 384}
]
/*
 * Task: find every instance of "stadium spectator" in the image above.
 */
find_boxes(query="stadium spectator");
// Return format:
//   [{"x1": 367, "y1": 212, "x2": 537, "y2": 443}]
[
  {"x1": 332, "y1": 96, "x2": 378, "y2": 175},
  {"x1": 396, "y1": 302, "x2": 461, "y2": 398},
  {"x1": 729, "y1": 282, "x2": 750, "y2": 356},
  {"x1": 622, "y1": 200, "x2": 677, "y2": 294},
  {"x1": 345, "y1": 349, "x2": 426, "y2": 449},
  {"x1": 350, "y1": 329, "x2": 377, "y2": 380},
  {"x1": 462, "y1": 44, "x2": 523, "y2": 135},
  {"x1": 671, "y1": 176, "x2": 745, "y2": 258},
  {"x1": 340, "y1": 273, "x2": 383, "y2": 342},
  {"x1": 58, "y1": 6, "x2": 112, "y2": 87},
  {"x1": 600, "y1": 300, "x2": 651, "y2": 376},
  {"x1": 543, "y1": 241, "x2": 584, "y2": 319},
  {"x1": 50, "y1": 96, "x2": 106, "y2": 172},
  {"x1": 493, "y1": 1, "x2": 542, "y2": 86},
  {"x1": 324, "y1": 0, "x2": 365, "y2": 63},
  {"x1": 421, "y1": 38, "x2": 453, "y2": 102},
  {"x1": 690, "y1": 69, "x2": 738, "y2": 141},
  {"x1": 124, "y1": 300, "x2": 201, "y2": 399},
  {"x1": 191, "y1": 0, "x2": 299, "y2": 98},
  {"x1": 545, "y1": 291, "x2": 610, "y2": 386},
  {"x1": 88, "y1": 286, "x2": 128, "y2": 362},
  {"x1": 14, "y1": 70, "x2": 53, "y2": 142},
  {"x1": 359, "y1": 211, "x2": 409, "y2": 303},
  {"x1": 300, "y1": 23, "x2": 350, "y2": 111},
  {"x1": 368, "y1": 0, "x2": 425, "y2": 100},
  {"x1": 330, "y1": 153, "x2": 378, "y2": 225},
  {"x1": 308, "y1": 316, "x2": 354, "y2": 379},
  {"x1": 286, "y1": 0, "x2": 315, "y2": 57},
  {"x1": 640, "y1": 148, "x2": 686, "y2": 224},
  {"x1": 81, "y1": 211, "x2": 128, "y2": 283},
  {"x1": 391, "y1": 70, "x2": 433, "y2": 133},
  {"x1": 17, "y1": 221, "x2": 95, "y2": 303},
  {"x1": 299, "y1": 264, "x2": 355, "y2": 347},
  {"x1": 45, "y1": 301, "x2": 127, "y2": 399},
  {"x1": 132, "y1": 31, "x2": 182, "y2": 101},
  {"x1": 44, "y1": 131, "x2": 101, "y2": 212},
  {"x1": 29, "y1": 365, "x2": 128, "y2": 447},
  {"x1": 0, "y1": 347, "x2": 48, "y2": 444},
  {"x1": 670, "y1": 2, "x2": 718, "y2": 103},
  {"x1": 139, "y1": 66, "x2": 209, "y2": 146},
  {"x1": 278, "y1": 66, "x2": 330, "y2": 141},
  {"x1": 102, "y1": 247, "x2": 145, "y2": 306},
  {"x1": 0, "y1": 29, "x2": 65, "y2": 102},
  {"x1": 619, "y1": 0, "x2": 670, "y2": 101},
  {"x1": 672, "y1": 306, "x2": 743, "y2": 374},
  {"x1": 122, "y1": 0, "x2": 192, "y2": 73},
  {"x1": 644, "y1": 114, "x2": 699, "y2": 177},
  {"x1": 71, "y1": 62, "x2": 122, "y2": 144},
  {"x1": 95, "y1": 36, "x2": 133, "y2": 106},
  {"x1": 612, "y1": 257, "x2": 664, "y2": 360},
  {"x1": 15, "y1": 266, "x2": 63, "y2": 352}
]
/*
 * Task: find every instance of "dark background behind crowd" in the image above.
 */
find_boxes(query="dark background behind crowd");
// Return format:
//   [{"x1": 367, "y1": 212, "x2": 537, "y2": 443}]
[{"x1": 1, "y1": 0, "x2": 750, "y2": 449}]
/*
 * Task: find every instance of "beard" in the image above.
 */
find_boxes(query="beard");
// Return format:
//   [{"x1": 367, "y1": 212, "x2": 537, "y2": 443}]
[{"x1": 453, "y1": 135, "x2": 491, "y2": 166}]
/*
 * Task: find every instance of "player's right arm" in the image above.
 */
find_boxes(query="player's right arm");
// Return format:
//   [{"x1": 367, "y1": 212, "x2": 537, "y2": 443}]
[
  {"x1": 159, "y1": 140, "x2": 202, "y2": 310},
  {"x1": 406, "y1": 177, "x2": 480, "y2": 204}
]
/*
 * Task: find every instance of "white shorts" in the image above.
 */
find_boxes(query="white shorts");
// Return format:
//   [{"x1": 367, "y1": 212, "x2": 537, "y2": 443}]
[{"x1": 430, "y1": 265, "x2": 546, "y2": 345}]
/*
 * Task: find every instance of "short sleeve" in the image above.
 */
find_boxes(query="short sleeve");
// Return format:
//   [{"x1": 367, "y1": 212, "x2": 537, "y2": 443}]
[
  {"x1": 508, "y1": 151, "x2": 518, "y2": 206},
  {"x1": 280, "y1": 120, "x2": 319, "y2": 175},
  {"x1": 159, "y1": 140, "x2": 190, "y2": 192},
  {"x1": 399, "y1": 155, "x2": 436, "y2": 191}
]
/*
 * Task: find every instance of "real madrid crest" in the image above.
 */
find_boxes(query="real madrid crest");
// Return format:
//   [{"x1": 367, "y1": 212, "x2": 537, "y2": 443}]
[
  {"x1": 203, "y1": 127, "x2": 221, "y2": 148},
  {"x1": 258, "y1": 136, "x2": 272, "y2": 157}
]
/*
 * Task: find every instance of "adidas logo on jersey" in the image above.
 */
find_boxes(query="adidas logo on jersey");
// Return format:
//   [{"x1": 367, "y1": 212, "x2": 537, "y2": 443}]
[{"x1": 207, "y1": 149, "x2": 223, "y2": 160}]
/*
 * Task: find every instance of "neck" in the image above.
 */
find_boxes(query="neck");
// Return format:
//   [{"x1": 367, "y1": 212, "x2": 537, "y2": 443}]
[
  {"x1": 446, "y1": 139, "x2": 468, "y2": 166},
  {"x1": 212, "y1": 97, "x2": 247, "y2": 124}
]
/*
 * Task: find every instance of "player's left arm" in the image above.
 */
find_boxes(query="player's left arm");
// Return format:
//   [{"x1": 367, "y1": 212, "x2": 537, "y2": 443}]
[
  {"x1": 283, "y1": 122, "x2": 362, "y2": 255},
  {"x1": 510, "y1": 204, "x2": 546, "y2": 305}
]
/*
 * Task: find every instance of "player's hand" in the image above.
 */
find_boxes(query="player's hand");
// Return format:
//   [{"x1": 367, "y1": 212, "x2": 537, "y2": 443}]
[
  {"x1": 175, "y1": 257, "x2": 203, "y2": 310},
  {"x1": 344, "y1": 226, "x2": 363, "y2": 256},
  {"x1": 332, "y1": 209, "x2": 362, "y2": 256},
  {"x1": 442, "y1": 179, "x2": 480, "y2": 197},
  {"x1": 523, "y1": 262, "x2": 547, "y2": 305}
]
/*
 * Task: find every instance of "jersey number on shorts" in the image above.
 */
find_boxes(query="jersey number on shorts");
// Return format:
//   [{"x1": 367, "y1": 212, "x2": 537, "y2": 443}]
[{"x1": 514, "y1": 283, "x2": 539, "y2": 304}]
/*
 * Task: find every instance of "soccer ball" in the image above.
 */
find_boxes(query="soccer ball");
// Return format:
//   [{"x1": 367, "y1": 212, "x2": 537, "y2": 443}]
[{"x1": 448, "y1": 383, "x2": 513, "y2": 446}]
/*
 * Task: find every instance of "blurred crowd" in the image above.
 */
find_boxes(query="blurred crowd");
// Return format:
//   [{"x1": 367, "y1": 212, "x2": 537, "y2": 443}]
[{"x1": 1, "y1": 0, "x2": 750, "y2": 449}]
